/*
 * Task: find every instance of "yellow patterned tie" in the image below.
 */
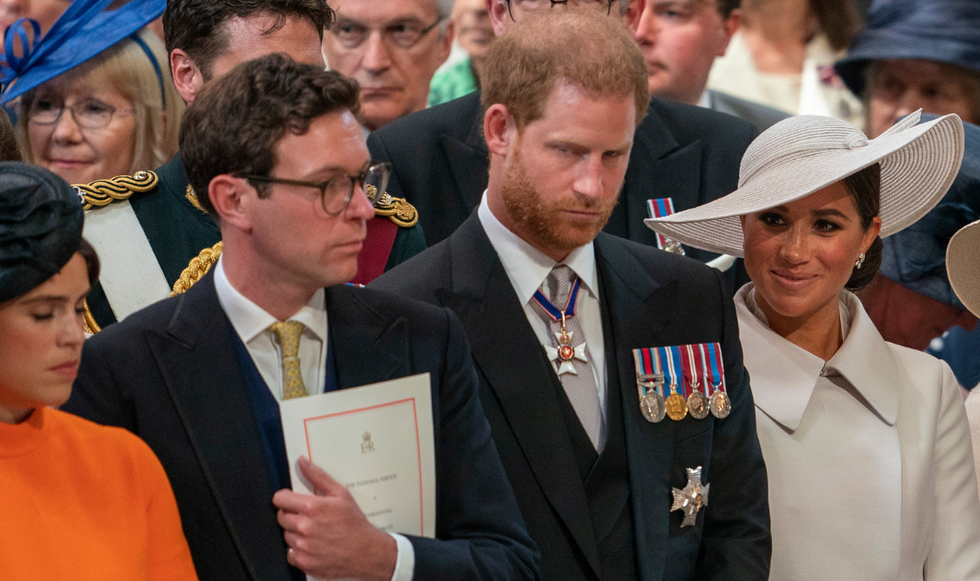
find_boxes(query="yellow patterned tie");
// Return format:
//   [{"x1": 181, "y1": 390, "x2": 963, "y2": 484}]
[{"x1": 268, "y1": 321, "x2": 308, "y2": 400}]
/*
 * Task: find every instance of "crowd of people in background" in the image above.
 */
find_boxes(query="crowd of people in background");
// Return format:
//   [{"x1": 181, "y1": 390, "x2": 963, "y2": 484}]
[{"x1": 2, "y1": 0, "x2": 980, "y2": 579}]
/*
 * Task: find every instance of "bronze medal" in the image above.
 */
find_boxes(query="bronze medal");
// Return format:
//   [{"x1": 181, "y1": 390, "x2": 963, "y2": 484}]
[
  {"x1": 640, "y1": 391, "x2": 666, "y2": 423},
  {"x1": 709, "y1": 390, "x2": 731, "y2": 419},
  {"x1": 687, "y1": 390, "x2": 709, "y2": 420},
  {"x1": 665, "y1": 391, "x2": 688, "y2": 421}
]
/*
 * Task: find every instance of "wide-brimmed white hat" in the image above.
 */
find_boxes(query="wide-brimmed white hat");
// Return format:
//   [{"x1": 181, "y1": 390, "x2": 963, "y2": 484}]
[
  {"x1": 645, "y1": 111, "x2": 965, "y2": 257},
  {"x1": 947, "y1": 219, "x2": 980, "y2": 317}
]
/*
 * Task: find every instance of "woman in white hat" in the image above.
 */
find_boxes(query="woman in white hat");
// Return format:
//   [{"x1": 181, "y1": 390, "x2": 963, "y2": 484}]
[
  {"x1": 648, "y1": 111, "x2": 980, "y2": 579},
  {"x1": 948, "y1": 219, "x2": 980, "y2": 503}
]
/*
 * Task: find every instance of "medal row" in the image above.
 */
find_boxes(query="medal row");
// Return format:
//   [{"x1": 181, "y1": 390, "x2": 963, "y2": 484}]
[{"x1": 632, "y1": 343, "x2": 731, "y2": 423}]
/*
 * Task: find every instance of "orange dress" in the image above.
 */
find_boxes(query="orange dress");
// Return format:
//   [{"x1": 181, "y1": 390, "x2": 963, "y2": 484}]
[{"x1": 0, "y1": 407, "x2": 199, "y2": 580}]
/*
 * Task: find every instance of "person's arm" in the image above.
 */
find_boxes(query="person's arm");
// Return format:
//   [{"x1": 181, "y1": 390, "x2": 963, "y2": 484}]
[
  {"x1": 923, "y1": 361, "x2": 980, "y2": 579},
  {"x1": 694, "y1": 269, "x2": 772, "y2": 580},
  {"x1": 138, "y1": 438, "x2": 200, "y2": 581},
  {"x1": 406, "y1": 309, "x2": 541, "y2": 580}
]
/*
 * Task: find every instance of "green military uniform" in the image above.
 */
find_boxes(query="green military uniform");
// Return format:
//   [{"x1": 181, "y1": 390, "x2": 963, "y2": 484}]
[{"x1": 82, "y1": 153, "x2": 426, "y2": 331}]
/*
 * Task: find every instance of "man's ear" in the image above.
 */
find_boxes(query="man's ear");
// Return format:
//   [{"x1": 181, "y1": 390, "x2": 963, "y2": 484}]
[
  {"x1": 624, "y1": 0, "x2": 646, "y2": 35},
  {"x1": 487, "y1": 0, "x2": 510, "y2": 36},
  {"x1": 170, "y1": 49, "x2": 204, "y2": 105},
  {"x1": 718, "y1": 8, "x2": 740, "y2": 54},
  {"x1": 209, "y1": 175, "x2": 252, "y2": 232},
  {"x1": 438, "y1": 21, "x2": 455, "y2": 66},
  {"x1": 484, "y1": 104, "x2": 516, "y2": 156}
]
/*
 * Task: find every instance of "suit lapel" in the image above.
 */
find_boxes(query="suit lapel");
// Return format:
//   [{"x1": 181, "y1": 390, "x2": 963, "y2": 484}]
[
  {"x1": 145, "y1": 273, "x2": 291, "y2": 581},
  {"x1": 326, "y1": 285, "x2": 408, "y2": 390},
  {"x1": 437, "y1": 216, "x2": 602, "y2": 576},
  {"x1": 595, "y1": 234, "x2": 679, "y2": 581},
  {"x1": 613, "y1": 106, "x2": 705, "y2": 256},
  {"x1": 441, "y1": 94, "x2": 490, "y2": 213}
]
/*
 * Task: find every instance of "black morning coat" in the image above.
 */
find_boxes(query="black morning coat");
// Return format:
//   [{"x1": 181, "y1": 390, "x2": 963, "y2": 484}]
[
  {"x1": 64, "y1": 272, "x2": 542, "y2": 581},
  {"x1": 372, "y1": 215, "x2": 773, "y2": 581}
]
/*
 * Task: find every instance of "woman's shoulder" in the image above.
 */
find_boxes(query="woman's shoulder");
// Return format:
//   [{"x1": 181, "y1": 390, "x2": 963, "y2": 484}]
[{"x1": 46, "y1": 408, "x2": 161, "y2": 469}]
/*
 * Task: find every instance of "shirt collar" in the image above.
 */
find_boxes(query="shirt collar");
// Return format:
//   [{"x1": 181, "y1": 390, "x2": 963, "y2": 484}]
[
  {"x1": 214, "y1": 258, "x2": 327, "y2": 344},
  {"x1": 736, "y1": 284, "x2": 899, "y2": 431},
  {"x1": 478, "y1": 191, "x2": 598, "y2": 306},
  {"x1": 697, "y1": 89, "x2": 712, "y2": 109}
]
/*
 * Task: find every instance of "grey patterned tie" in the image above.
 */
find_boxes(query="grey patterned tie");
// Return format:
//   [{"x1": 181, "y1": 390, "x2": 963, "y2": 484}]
[{"x1": 539, "y1": 265, "x2": 605, "y2": 451}]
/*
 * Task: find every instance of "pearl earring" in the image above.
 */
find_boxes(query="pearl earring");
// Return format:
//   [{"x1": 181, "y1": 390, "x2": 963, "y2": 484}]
[{"x1": 855, "y1": 253, "x2": 865, "y2": 269}]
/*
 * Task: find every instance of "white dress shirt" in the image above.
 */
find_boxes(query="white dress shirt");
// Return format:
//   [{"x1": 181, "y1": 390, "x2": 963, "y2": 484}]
[
  {"x1": 213, "y1": 258, "x2": 414, "y2": 581},
  {"x1": 478, "y1": 193, "x2": 608, "y2": 417}
]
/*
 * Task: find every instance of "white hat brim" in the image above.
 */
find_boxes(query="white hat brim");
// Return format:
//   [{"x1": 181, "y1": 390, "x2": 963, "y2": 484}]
[
  {"x1": 644, "y1": 113, "x2": 965, "y2": 258},
  {"x1": 947, "y1": 219, "x2": 980, "y2": 318}
]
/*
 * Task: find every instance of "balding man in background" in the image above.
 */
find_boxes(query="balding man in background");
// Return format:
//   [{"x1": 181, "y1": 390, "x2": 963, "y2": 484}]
[{"x1": 323, "y1": 0, "x2": 455, "y2": 130}]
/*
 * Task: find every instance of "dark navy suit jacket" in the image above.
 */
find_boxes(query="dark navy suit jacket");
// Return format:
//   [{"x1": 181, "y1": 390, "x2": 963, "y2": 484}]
[
  {"x1": 65, "y1": 272, "x2": 540, "y2": 581},
  {"x1": 373, "y1": 215, "x2": 772, "y2": 580}
]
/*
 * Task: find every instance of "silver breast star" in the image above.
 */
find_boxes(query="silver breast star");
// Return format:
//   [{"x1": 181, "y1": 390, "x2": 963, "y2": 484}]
[
  {"x1": 543, "y1": 330, "x2": 588, "y2": 376},
  {"x1": 671, "y1": 466, "x2": 710, "y2": 528}
]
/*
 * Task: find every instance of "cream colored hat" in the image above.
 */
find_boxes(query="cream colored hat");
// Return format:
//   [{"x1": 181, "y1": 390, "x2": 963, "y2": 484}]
[
  {"x1": 947, "y1": 219, "x2": 980, "y2": 317},
  {"x1": 645, "y1": 111, "x2": 965, "y2": 257}
]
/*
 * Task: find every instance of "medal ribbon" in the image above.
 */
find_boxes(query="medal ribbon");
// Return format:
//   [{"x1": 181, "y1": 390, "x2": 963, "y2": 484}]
[
  {"x1": 657, "y1": 346, "x2": 687, "y2": 398},
  {"x1": 532, "y1": 275, "x2": 582, "y2": 322},
  {"x1": 681, "y1": 344, "x2": 706, "y2": 396},
  {"x1": 704, "y1": 342, "x2": 727, "y2": 394},
  {"x1": 696, "y1": 344, "x2": 712, "y2": 397},
  {"x1": 645, "y1": 197, "x2": 676, "y2": 250},
  {"x1": 632, "y1": 348, "x2": 664, "y2": 398}
]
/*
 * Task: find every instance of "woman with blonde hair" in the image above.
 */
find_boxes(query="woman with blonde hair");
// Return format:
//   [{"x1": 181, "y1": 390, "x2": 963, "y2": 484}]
[
  {"x1": 648, "y1": 111, "x2": 980, "y2": 579},
  {"x1": 1, "y1": 0, "x2": 181, "y2": 185}
]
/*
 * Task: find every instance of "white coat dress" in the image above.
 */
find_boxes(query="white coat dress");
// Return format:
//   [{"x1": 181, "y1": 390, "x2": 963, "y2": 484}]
[{"x1": 736, "y1": 284, "x2": 980, "y2": 580}]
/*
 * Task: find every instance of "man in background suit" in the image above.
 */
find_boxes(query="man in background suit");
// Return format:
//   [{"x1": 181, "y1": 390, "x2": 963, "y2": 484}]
[
  {"x1": 373, "y1": 11, "x2": 770, "y2": 580},
  {"x1": 633, "y1": 0, "x2": 789, "y2": 132},
  {"x1": 367, "y1": 0, "x2": 758, "y2": 267},
  {"x1": 65, "y1": 54, "x2": 538, "y2": 581}
]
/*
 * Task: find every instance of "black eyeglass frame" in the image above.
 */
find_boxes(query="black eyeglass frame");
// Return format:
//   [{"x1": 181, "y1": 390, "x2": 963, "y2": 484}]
[
  {"x1": 28, "y1": 99, "x2": 133, "y2": 130},
  {"x1": 236, "y1": 161, "x2": 392, "y2": 216},
  {"x1": 504, "y1": 0, "x2": 614, "y2": 20}
]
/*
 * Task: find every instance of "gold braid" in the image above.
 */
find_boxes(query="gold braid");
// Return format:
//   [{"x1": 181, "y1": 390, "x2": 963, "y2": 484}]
[
  {"x1": 82, "y1": 299, "x2": 101, "y2": 334},
  {"x1": 76, "y1": 171, "x2": 158, "y2": 210},
  {"x1": 171, "y1": 242, "x2": 223, "y2": 296}
]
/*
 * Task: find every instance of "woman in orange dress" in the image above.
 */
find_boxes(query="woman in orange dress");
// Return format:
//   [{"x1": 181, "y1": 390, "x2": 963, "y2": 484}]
[{"x1": 0, "y1": 162, "x2": 198, "y2": 580}]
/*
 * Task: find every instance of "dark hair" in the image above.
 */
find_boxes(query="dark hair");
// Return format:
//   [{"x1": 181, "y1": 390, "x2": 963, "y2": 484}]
[
  {"x1": 78, "y1": 238, "x2": 101, "y2": 286},
  {"x1": 180, "y1": 53, "x2": 361, "y2": 219},
  {"x1": 811, "y1": 0, "x2": 862, "y2": 52},
  {"x1": 482, "y1": 9, "x2": 649, "y2": 131},
  {"x1": 716, "y1": 0, "x2": 740, "y2": 19},
  {"x1": 842, "y1": 162, "x2": 882, "y2": 290},
  {"x1": 0, "y1": 108, "x2": 21, "y2": 162},
  {"x1": 163, "y1": 0, "x2": 334, "y2": 80}
]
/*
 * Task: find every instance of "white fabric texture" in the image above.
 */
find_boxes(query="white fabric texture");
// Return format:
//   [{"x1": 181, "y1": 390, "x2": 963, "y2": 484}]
[
  {"x1": 736, "y1": 284, "x2": 980, "y2": 580},
  {"x1": 645, "y1": 111, "x2": 965, "y2": 257}
]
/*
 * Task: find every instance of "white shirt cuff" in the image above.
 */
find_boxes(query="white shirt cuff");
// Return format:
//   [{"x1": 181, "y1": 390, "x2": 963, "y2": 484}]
[{"x1": 389, "y1": 532, "x2": 415, "y2": 581}]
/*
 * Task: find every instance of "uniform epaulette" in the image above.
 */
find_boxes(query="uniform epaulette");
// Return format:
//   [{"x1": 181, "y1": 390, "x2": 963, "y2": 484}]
[
  {"x1": 74, "y1": 170, "x2": 159, "y2": 211},
  {"x1": 372, "y1": 191, "x2": 419, "y2": 228}
]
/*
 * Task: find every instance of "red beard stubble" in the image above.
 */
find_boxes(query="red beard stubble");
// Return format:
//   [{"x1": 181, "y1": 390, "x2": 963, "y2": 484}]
[{"x1": 498, "y1": 138, "x2": 620, "y2": 256}]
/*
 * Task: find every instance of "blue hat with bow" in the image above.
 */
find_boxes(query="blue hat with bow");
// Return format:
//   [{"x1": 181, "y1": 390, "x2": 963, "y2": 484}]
[
  {"x1": 0, "y1": 0, "x2": 166, "y2": 105},
  {"x1": 879, "y1": 113, "x2": 980, "y2": 309},
  {"x1": 835, "y1": 0, "x2": 980, "y2": 98}
]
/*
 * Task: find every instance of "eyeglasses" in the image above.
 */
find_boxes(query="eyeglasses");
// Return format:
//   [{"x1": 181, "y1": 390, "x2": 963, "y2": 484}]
[
  {"x1": 237, "y1": 162, "x2": 392, "y2": 215},
  {"x1": 330, "y1": 17, "x2": 444, "y2": 50},
  {"x1": 507, "y1": 0, "x2": 615, "y2": 18},
  {"x1": 29, "y1": 98, "x2": 132, "y2": 130}
]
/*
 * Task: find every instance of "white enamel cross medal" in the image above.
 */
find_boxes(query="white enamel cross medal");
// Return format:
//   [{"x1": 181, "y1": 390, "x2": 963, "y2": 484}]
[{"x1": 544, "y1": 314, "x2": 588, "y2": 376}]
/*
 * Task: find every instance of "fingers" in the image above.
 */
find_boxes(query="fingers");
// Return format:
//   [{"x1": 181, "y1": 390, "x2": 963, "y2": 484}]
[{"x1": 297, "y1": 456, "x2": 347, "y2": 496}]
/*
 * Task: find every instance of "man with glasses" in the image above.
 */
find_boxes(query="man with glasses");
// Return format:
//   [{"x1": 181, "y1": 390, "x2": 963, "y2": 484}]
[
  {"x1": 367, "y1": 0, "x2": 758, "y2": 278},
  {"x1": 66, "y1": 53, "x2": 540, "y2": 581},
  {"x1": 78, "y1": 0, "x2": 426, "y2": 333},
  {"x1": 323, "y1": 0, "x2": 455, "y2": 130}
]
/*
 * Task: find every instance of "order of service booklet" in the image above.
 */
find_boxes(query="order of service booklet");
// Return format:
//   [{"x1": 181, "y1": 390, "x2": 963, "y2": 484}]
[{"x1": 280, "y1": 372, "x2": 436, "y2": 538}]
